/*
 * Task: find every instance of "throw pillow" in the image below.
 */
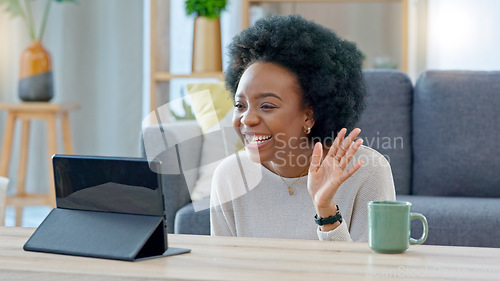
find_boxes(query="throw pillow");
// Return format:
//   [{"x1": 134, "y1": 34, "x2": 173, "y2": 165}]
[{"x1": 186, "y1": 82, "x2": 243, "y2": 201}]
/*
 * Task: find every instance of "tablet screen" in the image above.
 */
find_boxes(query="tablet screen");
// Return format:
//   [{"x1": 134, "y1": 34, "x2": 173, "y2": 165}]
[{"x1": 53, "y1": 155, "x2": 164, "y2": 217}]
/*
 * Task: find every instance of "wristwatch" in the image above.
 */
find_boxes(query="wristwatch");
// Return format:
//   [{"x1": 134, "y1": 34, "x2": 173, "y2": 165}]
[{"x1": 314, "y1": 205, "x2": 343, "y2": 225}]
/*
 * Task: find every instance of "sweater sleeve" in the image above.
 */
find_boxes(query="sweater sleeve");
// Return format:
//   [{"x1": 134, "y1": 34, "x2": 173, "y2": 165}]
[
  {"x1": 317, "y1": 221, "x2": 353, "y2": 241},
  {"x1": 210, "y1": 162, "x2": 236, "y2": 237}
]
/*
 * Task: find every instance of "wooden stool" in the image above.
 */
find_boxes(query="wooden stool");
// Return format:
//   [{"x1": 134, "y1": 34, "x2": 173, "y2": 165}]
[{"x1": 0, "y1": 103, "x2": 80, "y2": 226}]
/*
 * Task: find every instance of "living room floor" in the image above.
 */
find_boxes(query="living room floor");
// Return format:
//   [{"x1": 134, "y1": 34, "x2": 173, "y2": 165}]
[{"x1": 4, "y1": 206, "x2": 50, "y2": 227}]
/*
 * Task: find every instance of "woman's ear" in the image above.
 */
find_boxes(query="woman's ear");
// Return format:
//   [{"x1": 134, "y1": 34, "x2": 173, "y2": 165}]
[{"x1": 304, "y1": 106, "x2": 315, "y2": 129}]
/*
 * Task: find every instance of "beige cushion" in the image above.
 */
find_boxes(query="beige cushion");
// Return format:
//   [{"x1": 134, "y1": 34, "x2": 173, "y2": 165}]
[{"x1": 186, "y1": 82, "x2": 243, "y2": 201}]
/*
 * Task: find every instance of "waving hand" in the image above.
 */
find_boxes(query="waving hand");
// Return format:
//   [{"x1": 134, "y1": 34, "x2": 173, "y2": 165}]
[{"x1": 307, "y1": 128, "x2": 364, "y2": 229}]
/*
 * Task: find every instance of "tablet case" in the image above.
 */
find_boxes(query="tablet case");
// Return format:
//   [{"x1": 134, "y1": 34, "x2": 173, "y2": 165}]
[
  {"x1": 24, "y1": 155, "x2": 190, "y2": 261},
  {"x1": 24, "y1": 208, "x2": 190, "y2": 261}
]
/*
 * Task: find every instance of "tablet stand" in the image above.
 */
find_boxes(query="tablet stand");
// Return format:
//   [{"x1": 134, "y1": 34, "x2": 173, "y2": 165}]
[{"x1": 24, "y1": 208, "x2": 190, "y2": 261}]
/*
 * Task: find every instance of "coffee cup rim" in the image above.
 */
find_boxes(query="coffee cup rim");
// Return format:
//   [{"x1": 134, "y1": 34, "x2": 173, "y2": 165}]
[{"x1": 369, "y1": 200, "x2": 412, "y2": 207}]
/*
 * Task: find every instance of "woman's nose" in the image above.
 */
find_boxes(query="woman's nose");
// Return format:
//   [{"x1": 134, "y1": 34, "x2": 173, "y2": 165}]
[{"x1": 240, "y1": 109, "x2": 259, "y2": 126}]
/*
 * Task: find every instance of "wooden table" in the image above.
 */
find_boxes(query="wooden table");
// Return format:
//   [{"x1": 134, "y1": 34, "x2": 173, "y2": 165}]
[
  {"x1": 1, "y1": 227, "x2": 499, "y2": 280},
  {"x1": 0, "y1": 103, "x2": 80, "y2": 226}
]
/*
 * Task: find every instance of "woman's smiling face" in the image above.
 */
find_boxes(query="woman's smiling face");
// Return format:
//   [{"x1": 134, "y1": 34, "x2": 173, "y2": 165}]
[{"x1": 233, "y1": 61, "x2": 315, "y2": 164}]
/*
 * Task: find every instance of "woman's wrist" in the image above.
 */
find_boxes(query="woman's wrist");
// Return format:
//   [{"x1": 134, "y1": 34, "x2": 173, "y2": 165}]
[
  {"x1": 315, "y1": 203, "x2": 338, "y2": 218},
  {"x1": 319, "y1": 221, "x2": 341, "y2": 232},
  {"x1": 315, "y1": 204, "x2": 342, "y2": 232}
]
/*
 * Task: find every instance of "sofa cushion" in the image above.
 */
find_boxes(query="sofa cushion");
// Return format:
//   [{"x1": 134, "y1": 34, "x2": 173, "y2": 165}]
[
  {"x1": 141, "y1": 120, "x2": 203, "y2": 195},
  {"x1": 174, "y1": 198, "x2": 211, "y2": 235},
  {"x1": 141, "y1": 121, "x2": 203, "y2": 233},
  {"x1": 186, "y1": 82, "x2": 243, "y2": 201},
  {"x1": 413, "y1": 71, "x2": 500, "y2": 197},
  {"x1": 397, "y1": 195, "x2": 500, "y2": 247},
  {"x1": 358, "y1": 70, "x2": 413, "y2": 195}
]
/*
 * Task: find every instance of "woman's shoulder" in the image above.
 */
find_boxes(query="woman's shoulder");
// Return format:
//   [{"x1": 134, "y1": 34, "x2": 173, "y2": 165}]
[
  {"x1": 354, "y1": 145, "x2": 391, "y2": 168},
  {"x1": 215, "y1": 151, "x2": 254, "y2": 172},
  {"x1": 351, "y1": 145, "x2": 393, "y2": 182},
  {"x1": 352, "y1": 145, "x2": 396, "y2": 198},
  {"x1": 213, "y1": 151, "x2": 263, "y2": 183},
  {"x1": 212, "y1": 151, "x2": 265, "y2": 200}
]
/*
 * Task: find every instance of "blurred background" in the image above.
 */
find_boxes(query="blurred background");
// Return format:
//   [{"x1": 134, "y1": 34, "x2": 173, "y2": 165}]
[{"x1": 1, "y1": 0, "x2": 499, "y2": 226}]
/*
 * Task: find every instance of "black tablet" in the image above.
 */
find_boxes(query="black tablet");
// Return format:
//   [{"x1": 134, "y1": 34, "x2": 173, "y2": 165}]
[
  {"x1": 24, "y1": 155, "x2": 191, "y2": 261},
  {"x1": 52, "y1": 154, "x2": 165, "y2": 217}
]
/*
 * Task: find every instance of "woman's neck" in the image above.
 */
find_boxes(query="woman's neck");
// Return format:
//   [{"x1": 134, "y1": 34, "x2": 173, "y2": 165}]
[{"x1": 264, "y1": 147, "x2": 313, "y2": 178}]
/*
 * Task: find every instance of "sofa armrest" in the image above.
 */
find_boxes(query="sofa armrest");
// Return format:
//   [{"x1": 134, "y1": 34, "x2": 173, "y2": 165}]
[{"x1": 140, "y1": 120, "x2": 203, "y2": 233}]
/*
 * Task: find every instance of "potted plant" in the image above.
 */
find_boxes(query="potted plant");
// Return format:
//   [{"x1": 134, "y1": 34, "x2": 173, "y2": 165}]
[
  {"x1": 185, "y1": 0, "x2": 227, "y2": 73},
  {"x1": 0, "y1": 0, "x2": 76, "y2": 101}
]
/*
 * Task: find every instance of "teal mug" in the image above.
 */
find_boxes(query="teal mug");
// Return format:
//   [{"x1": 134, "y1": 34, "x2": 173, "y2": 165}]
[{"x1": 368, "y1": 201, "x2": 428, "y2": 254}]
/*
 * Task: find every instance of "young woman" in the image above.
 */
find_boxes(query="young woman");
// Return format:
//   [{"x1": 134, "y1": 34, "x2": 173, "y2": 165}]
[{"x1": 210, "y1": 15, "x2": 395, "y2": 241}]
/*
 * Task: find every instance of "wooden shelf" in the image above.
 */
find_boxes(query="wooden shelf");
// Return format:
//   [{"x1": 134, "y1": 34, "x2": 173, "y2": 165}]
[
  {"x1": 242, "y1": 0, "x2": 407, "y2": 27},
  {"x1": 154, "y1": 72, "x2": 224, "y2": 81},
  {"x1": 0, "y1": 103, "x2": 80, "y2": 112},
  {"x1": 6, "y1": 195, "x2": 50, "y2": 207},
  {"x1": 149, "y1": 0, "x2": 225, "y2": 112},
  {"x1": 241, "y1": 0, "x2": 408, "y2": 72}
]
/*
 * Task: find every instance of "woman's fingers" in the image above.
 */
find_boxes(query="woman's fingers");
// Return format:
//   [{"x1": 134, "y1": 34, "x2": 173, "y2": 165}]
[
  {"x1": 309, "y1": 129, "x2": 364, "y2": 202},
  {"x1": 340, "y1": 160, "x2": 364, "y2": 182},
  {"x1": 326, "y1": 128, "x2": 347, "y2": 158},
  {"x1": 309, "y1": 142, "x2": 323, "y2": 173},
  {"x1": 338, "y1": 138, "x2": 363, "y2": 170},
  {"x1": 335, "y1": 128, "x2": 361, "y2": 159}
]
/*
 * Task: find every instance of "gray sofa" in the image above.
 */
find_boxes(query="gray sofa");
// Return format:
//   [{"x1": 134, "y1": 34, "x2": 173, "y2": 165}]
[{"x1": 141, "y1": 69, "x2": 500, "y2": 247}]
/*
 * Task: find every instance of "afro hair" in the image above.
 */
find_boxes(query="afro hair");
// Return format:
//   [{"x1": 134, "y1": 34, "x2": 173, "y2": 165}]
[{"x1": 225, "y1": 15, "x2": 366, "y2": 143}]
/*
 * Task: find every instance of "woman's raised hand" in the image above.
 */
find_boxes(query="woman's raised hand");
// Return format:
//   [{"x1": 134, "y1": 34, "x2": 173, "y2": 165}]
[{"x1": 307, "y1": 128, "x2": 364, "y2": 223}]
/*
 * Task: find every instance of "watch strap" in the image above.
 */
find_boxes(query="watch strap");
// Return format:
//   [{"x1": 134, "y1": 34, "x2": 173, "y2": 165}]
[{"x1": 314, "y1": 205, "x2": 343, "y2": 226}]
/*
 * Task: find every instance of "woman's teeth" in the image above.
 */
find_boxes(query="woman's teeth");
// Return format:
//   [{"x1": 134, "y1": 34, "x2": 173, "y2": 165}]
[{"x1": 248, "y1": 135, "x2": 272, "y2": 144}]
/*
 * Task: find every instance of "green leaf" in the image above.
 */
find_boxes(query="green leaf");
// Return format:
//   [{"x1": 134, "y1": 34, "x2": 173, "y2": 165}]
[
  {"x1": 185, "y1": 0, "x2": 227, "y2": 19},
  {"x1": 0, "y1": 0, "x2": 26, "y2": 18}
]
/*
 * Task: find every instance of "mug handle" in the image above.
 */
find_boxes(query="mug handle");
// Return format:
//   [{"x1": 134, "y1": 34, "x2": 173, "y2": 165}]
[{"x1": 410, "y1": 212, "x2": 428, "y2": 245}]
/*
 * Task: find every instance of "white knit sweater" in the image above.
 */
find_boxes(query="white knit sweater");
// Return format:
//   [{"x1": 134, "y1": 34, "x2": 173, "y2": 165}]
[{"x1": 210, "y1": 145, "x2": 396, "y2": 241}]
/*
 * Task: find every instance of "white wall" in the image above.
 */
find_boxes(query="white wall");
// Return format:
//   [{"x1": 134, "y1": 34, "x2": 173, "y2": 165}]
[
  {"x1": 170, "y1": 0, "x2": 242, "y2": 74},
  {"x1": 0, "y1": 0, "x2": 144, "y2": 194},
  {"x1": 427, "y1": 0, "x2": 500, "y2": 70},
  {"x1": 167, "y1": 0, "x2": 242, "y2": 118}
]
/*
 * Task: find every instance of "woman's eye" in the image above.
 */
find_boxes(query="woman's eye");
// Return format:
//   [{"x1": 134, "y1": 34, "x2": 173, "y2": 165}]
[
  {"x1": 261, "y1": 104, "x2": 275, "y2": 109},
  {"x1": 234, "y1": 103, "x2": 245, "y2": 109}
]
